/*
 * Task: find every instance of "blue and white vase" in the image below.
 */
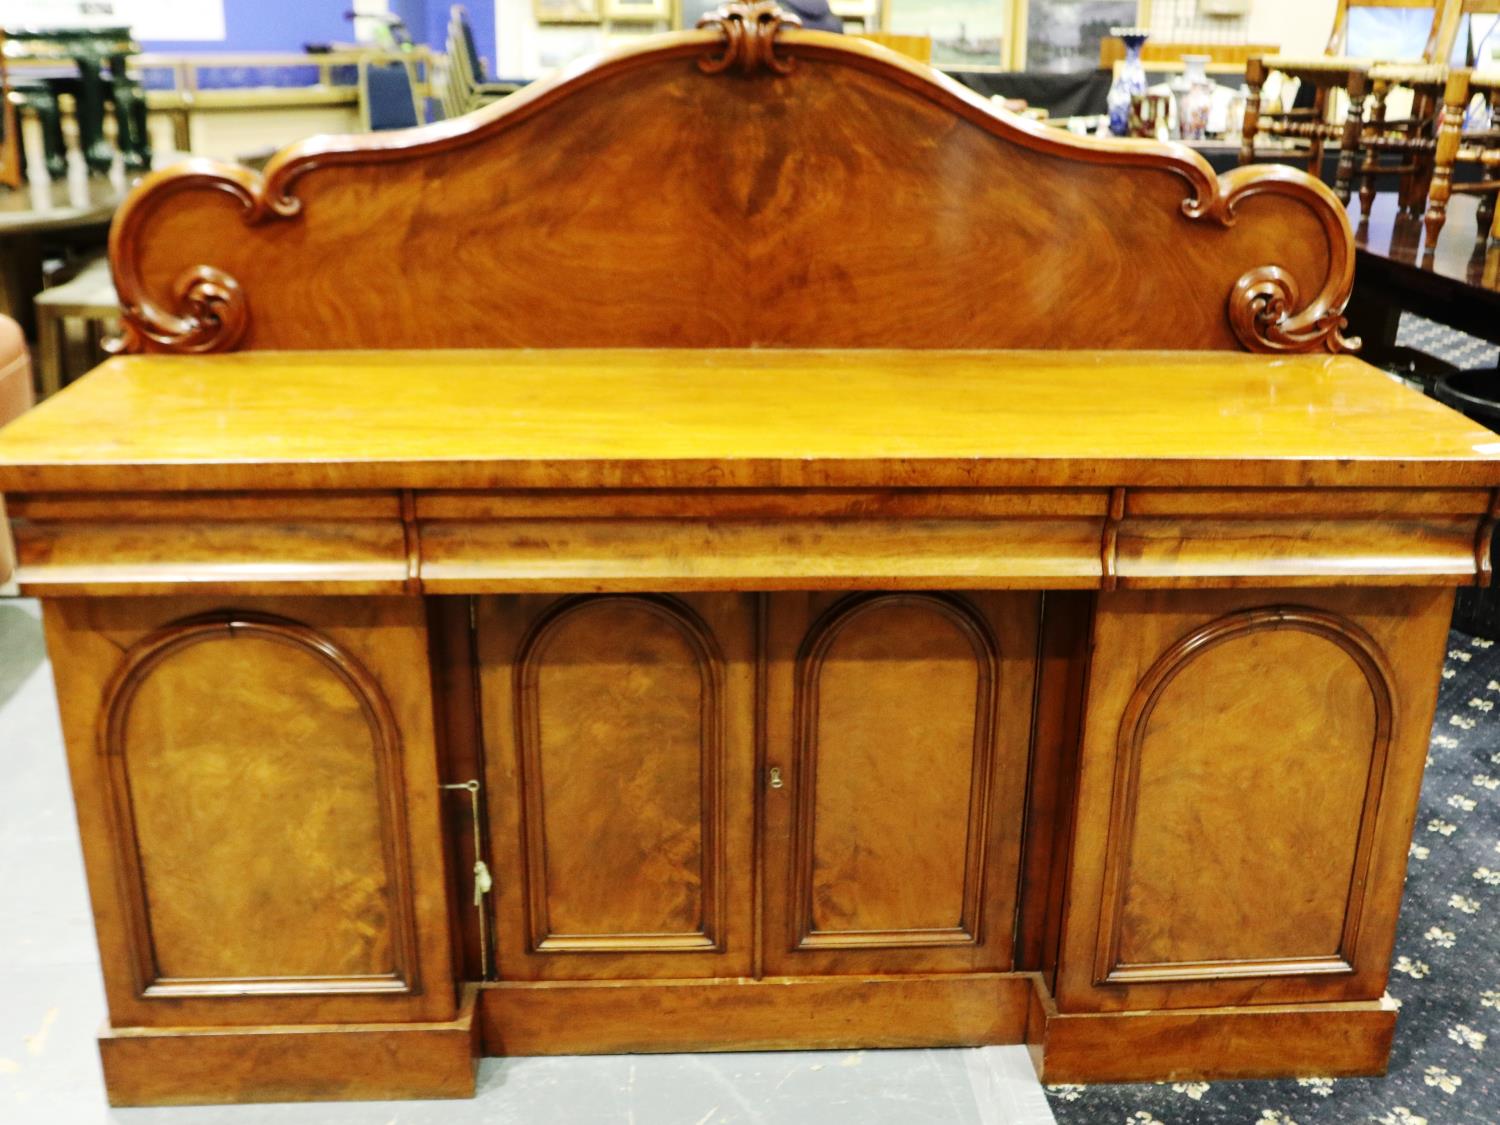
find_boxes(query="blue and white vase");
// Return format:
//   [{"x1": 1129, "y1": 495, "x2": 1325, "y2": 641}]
[{"x1": 1107, "y1": 27, "x2": 1150, "y2": 138}]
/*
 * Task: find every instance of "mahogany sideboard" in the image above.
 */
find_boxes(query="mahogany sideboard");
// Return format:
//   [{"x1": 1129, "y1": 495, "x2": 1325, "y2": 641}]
[{"x1": 2, "y1": 4, "x2": 1499, "y2": 1107}]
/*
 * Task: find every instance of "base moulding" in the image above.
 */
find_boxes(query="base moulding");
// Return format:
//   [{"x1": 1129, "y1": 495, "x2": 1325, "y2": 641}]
[{"x1": 94, "y1": 974, "x2": 1400, "y2": 1105}]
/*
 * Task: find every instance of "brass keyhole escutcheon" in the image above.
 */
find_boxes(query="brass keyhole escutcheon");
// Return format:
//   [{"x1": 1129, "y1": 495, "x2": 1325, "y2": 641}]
[{"x1": 768, "y1": 766, "x2": 784, "y2": 789}]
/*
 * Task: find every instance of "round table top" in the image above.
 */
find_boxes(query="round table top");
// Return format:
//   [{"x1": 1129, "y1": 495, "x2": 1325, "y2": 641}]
[{"x1": 0, "y1": 171, "x2": 126, "y2": 237}]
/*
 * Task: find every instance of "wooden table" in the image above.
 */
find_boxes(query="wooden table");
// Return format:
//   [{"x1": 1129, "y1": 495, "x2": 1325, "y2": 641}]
[
  {"x1": 1, "y1": 348, "x2": 1497, "y2": 1105},
  {"x1": 1349, "y1": 192, "x2": 1500, "y2": 365}
]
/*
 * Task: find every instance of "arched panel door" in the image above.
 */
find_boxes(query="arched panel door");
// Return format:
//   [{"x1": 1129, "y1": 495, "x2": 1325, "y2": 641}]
[
  {"x1": 477, "y1": 593, "x2": 757, "y2": 981},
  {"x1": 41, "y1": 596, "x2": 456, "y2": 1030},
  {"x1": 1056, "y1": 587, "x2": 1456, "y2": 1014},
  {"x1": 762, "y1": 592, "x2": 1040, "y2": 976}
]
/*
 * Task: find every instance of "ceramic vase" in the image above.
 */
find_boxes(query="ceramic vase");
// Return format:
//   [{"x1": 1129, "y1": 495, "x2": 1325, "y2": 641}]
[
  {"x1": 1172, "y1": 55, "x2": 1213, "y2": 141},
  {"x1": 1107, "y1": 28, "x2": 1150, "y2": 138}
]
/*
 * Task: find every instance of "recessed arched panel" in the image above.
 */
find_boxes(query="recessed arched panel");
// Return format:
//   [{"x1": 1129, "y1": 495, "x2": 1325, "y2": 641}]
[
  {"x1": 790, "y1": 594, "x2": 999, "y2": 949},
  {"x1": 1096, "y1": 607, "x2": 1395, "y2": 985},
  {"x1": 101, "y1": 613, "x2": 417, "y2": 997},
  {"x1": 515, "y1": 595, "x2": 724, "y2": 953}
]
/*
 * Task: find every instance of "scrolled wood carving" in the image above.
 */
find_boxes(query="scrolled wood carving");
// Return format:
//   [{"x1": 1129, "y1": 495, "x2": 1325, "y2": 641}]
[
  {"x1": 109, "y1": 159, "x2": 296, "y2": 354},
  {"x1": 107, "y1": 29, "x2": 1360, "y2": 353},
  {"x1": 1182, "y1": 164, "x2": 1358, "y2": 354},
  {"x1": 113, "y1": 265, "x2": 248, "y2": 354},
  {"x1": 697, "y1": 1, "x2": 802, "y2": 75}
]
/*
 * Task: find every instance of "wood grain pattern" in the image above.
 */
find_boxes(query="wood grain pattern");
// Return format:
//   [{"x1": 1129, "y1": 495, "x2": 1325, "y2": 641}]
[
  {"x1": 42, "y1": 596, "x2": 457, "y2": 1028},
  {"x1": 5, "y1": 480, "x2": 1492, "y2": 595},
  {"x1": 100, "y1": 613, "x2": 420, "y2": 998},
  {"x1": 98, "y1": 987, "x2": 479, "y2": 1106},
  {"x1": 788, "y1": 594, "x2": 999, "y2": 949},
  {"x1": 477, "y1": 594, "x2": 757, "y2": 981},
  {"x1": 1094, "y1": 608, "x2": 1394, "y2": 985},
  {"x1": 762, "y1": 592, "x2": 1038, "y2": 976},
  {"x1": 478, "y1": 973, "x2": 1034, "y2": 1056},
  {"x1": 1056, "y1": 586, "x2": 1456, "y2": 1014},
  {"x1": 107, "y1": 25, "x2": 1351, "y2": 356},
  {"x1": 6, "y1": 489, "x2": 409, "y2": 595},
  {"x1": 4, "y1": 351, "x2": 1499, "y2": 493},
  {"x1": 514, "y1": 596, "x2": 726, "y2": 954},
  {"x1": 1034, "y1": 989, "x2": 1399, "y2": 1083},
  {"x1": 419, "y1": 515, "x2": 1107, "y2": 592},
  {"x1": 1015, "y1": 591, "x2": 1092, "y2": 986}
]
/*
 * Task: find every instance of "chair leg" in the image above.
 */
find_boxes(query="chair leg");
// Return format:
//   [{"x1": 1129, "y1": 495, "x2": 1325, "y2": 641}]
[
  {"x1": 35, "y1": 308, "x2": 64, "y2": 400},
  {"x1": 1334, "y1": 71, "x2": 1368, "y2": 205},
  {"x1": 1239, "y1": 58, "x2": 1266, "y2": 166},
  {"x1": 1307, "y1": 86, "x2": 1329, "y2": 178},
  {"x1": 1424, "y1": 71, "x2": 1470, "y2": 248},
  {"x1": 1358, "y1": 81, "x2": 1388, "y2": 214}
]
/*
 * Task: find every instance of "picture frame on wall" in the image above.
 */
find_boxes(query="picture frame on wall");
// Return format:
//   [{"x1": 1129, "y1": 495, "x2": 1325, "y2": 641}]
[
  {"x1": 603, "y1": 0, "x2": 673, "y2": 21},
  {"x1": 534, "y1": 0, "x2": 604, "y2": 25},
  {"x1": 882, "y1": 0, "x2": 1008, "y2": 68},
  {"x1": 676, "y1": 0, "x2": 723, "y2": 29}
]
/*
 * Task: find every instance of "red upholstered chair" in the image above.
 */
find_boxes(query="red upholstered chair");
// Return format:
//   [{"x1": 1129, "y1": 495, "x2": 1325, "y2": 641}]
[{"x1": 0, "y1": 314, "x2": 35, "y2": 585}]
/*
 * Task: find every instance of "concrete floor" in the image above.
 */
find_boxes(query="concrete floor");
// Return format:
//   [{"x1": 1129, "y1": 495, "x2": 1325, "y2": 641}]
[{"x1": 0, "y1": 598, "x2": 1056, "y2": 1125}]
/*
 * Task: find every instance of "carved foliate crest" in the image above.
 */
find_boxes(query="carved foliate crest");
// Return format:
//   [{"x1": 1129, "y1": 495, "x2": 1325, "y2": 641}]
[
  {"x1": 109, "y1": 21, "x2": 1357, "y2": 356},
  {"x1": 697, "y1": 1, "x2": 802, "y2": 76}
]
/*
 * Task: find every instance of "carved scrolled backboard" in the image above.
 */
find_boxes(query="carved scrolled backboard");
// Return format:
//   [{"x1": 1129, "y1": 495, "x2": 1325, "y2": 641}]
[{"x1": 109, "y1": 3, "x2": 1355, "y2": 355}]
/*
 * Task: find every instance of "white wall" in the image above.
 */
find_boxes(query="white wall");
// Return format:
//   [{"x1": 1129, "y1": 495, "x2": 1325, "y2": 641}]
[{"x1": 1246, "y1": 0, "x2": 1341, "y2": 58}]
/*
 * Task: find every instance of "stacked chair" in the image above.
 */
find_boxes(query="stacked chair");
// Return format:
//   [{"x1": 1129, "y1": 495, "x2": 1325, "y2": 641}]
[
  {"x1": 1352, "y1": 0, "x2": 1500, "y2": 234},
  {"x1": 1240, "y1": 0, "x2": 1452, "y2": 205},
  {"x1": 440, "y1": 6, "x2": 522, "y2": 119}
]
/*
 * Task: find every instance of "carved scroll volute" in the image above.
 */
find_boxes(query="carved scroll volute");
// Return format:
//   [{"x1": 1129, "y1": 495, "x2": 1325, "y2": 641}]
[
  {"x1": 113, "y1": 265, "x2": 249, "y2": 355},
  {"x1": 697, "y1": 1, "x2": 803, "y2": 76},
  {"x1": 108, "y1": 158, "x2": 298, "y2": 354},
  {"x1": 1186, "y1": 163, "x2": 1360, "y2": 354}
]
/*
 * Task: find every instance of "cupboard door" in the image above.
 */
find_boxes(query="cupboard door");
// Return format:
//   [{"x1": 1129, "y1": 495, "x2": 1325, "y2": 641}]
[
  {"x1": 1056, "y1": 587, "x2": 1455, "y2": 1013},
  {"x1": 43, "y1": 596, "x2": 457, "y2": 1029},
  {"x1": 762, "y1": 592, "x2": 1039, "y2": 976},
  {"x1": 478, "y1": 594, "x2": 755, "y2": 980}
]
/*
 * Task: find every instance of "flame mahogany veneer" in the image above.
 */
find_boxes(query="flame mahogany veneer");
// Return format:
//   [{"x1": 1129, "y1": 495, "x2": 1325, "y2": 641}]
[{"x1": 2, "y1": 4, "x2": 1499, "y2": 1106}]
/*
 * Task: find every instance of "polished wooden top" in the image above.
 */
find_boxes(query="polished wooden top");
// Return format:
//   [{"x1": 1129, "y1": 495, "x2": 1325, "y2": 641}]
[
  {"x1": 1355, "y1": 193, "x2": 1500, "y2": 300},
  {"x1": 1, "y1": 350, "x2": 1497, "y2": 492}
]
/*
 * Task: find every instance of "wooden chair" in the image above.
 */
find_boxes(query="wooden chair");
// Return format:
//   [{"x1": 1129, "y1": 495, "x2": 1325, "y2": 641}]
[
  {"x1": 32, "y1": 255, "x2": 118, "y2": 399},
  {"x1": 1349, "y1": 0, "x2": 1500, "y2": 222},
  {"x1": 1241, "y1": 0, "x2": 1452, "y2": 203},
  {"x1": 1425, "y1": 67, "x2": 1500, "y2": 242}
]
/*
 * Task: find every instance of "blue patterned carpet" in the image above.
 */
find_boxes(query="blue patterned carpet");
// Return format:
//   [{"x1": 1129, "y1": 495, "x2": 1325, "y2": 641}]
[{"x1": 1046, "y1": 317, "x2": 1500, "y2": 1125}]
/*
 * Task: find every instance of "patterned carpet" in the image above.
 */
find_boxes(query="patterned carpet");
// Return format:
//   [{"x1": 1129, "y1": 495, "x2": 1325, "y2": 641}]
[{"x1": 1045, "y1": 317, "x2": 1500, "y2": 1125}]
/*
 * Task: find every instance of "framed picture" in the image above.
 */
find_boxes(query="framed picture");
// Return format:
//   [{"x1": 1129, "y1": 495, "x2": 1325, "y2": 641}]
[
  {"x1": 676, "y1": 0, "x2": 723, "y2": 29},
  {"x1": 533, "y1": 0, "x2": 603, "y2": 25},
  {"x1": 603, "y1": 0, "x2": 673, "y2": 21},
  {"x1": 883, "y1": 0, "x2": 1008, "y2": 69}
]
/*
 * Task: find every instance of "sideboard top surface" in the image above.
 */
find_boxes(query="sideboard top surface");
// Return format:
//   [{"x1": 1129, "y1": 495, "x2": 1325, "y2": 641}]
[{"x1": 1, "y1": 349, "x2": 1497, "y2": 491}]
